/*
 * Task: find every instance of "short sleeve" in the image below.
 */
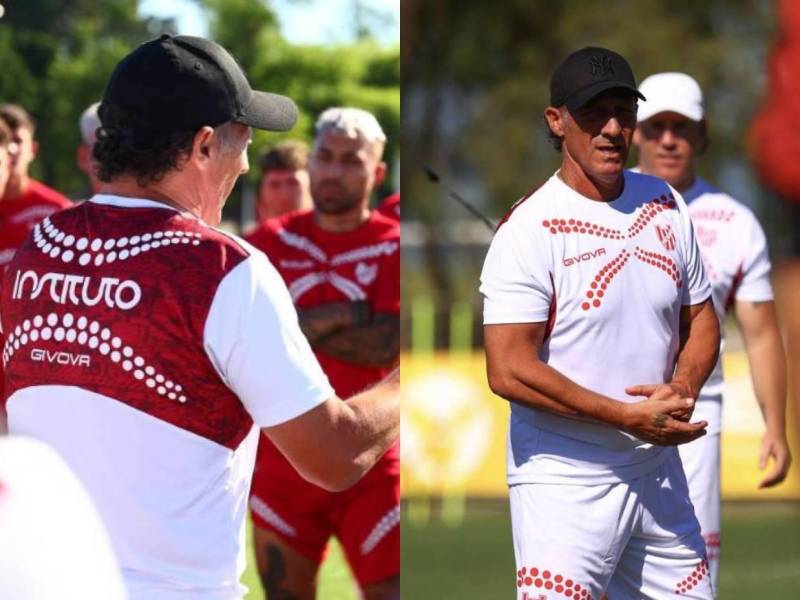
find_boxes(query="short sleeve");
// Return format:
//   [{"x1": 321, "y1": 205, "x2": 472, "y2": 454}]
[
  {"x1": 674, "y1": 190, "x2": 711, "y2": 306},
  {"x1": 371, "y1": 237, "x2": 400, "y2": 314},
  {"x1": 735, "y1": 211, "x2": 774, "y2": 302},
  {"x1": 203, "y1": 251, "x2": 334, "y2": 427},
  {"x1": 480, "y1": 217, "x2": 553, "y2": 324}
]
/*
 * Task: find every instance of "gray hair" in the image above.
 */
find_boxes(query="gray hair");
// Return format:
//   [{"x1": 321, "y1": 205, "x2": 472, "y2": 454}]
[
  {"x1": 315, "y1": 107, "x2": 386, "y2": 152},
  {"x1": 79, "y1": 102, "x2": 101, "y2": 146}
]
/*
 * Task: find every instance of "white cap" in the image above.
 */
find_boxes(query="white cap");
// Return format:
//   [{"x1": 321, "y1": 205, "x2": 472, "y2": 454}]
[
  {"x1": 637, "y1": 72, "x2": 704, "y2": 122},
  {"x1": 79, "y1": 102, "x2": 101, "y2": 146}
]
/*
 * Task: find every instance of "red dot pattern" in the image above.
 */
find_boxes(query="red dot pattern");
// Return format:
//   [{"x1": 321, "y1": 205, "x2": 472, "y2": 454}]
[
  {"x1": 627, "y1": 194, "x2": 677, "y2": 238},
  {"x1": 542, "y1": 218, "x2": 624, "y2": 240},
  {"x1": 674, "y1": 558, "x2": 709, "y2": 595},
  {"x1": 581, "y1": 250, "x2": 630, "y2": 311},
  {"x1": 516, "y1": 565, "x2": 594, "y2": 599},
  {"x1": 634, "y1": 246, "x2": 682, "y2": 288},
  {"x1": 689, "y1": 209, "x2": 734, "y2": 223}
]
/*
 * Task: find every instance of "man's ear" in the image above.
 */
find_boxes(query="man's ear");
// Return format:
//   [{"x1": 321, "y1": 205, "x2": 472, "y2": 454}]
[
  {"x1": 544, "y1": 106, "x2": 564, "y2": 138},
  {"x1": 189, "y1": 127, "x2": 216, "y2": 166},
  {"x1": 31, "y1": 139, "x2": 40, "y2": 159},
  {"x1": 374, "y1": 161, "x2": 387, "y2": 188}
]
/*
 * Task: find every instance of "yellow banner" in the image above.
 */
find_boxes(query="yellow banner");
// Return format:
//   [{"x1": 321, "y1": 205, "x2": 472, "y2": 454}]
[{"x1": 401, "y1": 351, "x2": 800, "y2": 499}]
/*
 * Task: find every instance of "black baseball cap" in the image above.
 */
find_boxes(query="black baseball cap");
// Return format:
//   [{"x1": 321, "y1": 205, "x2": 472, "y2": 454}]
[
  {"x1": 100, "y1": 34, "x2": 297, "y2": 137},
  {"x1": 550, "y1": 47, "x2": 645, "y2": 111}
]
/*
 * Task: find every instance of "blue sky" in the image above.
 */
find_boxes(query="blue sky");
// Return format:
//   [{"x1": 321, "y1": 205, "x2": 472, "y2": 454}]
[{"x1": 139, "y1": 0, "x2": 399, "y2": 45}]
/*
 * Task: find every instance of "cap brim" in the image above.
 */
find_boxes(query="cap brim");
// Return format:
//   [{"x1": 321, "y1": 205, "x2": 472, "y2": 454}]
[
  {"x1": 238, "y1": 91, "x2": 298, "y2": 132},
  {"x1": 565, "y1": 81, "x2": 646, "y2": 111}
]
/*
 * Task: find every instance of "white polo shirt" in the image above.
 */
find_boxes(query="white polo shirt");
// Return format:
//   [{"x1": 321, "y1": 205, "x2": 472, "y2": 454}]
[{"x1": 481, "y1": 171, "x2": 711, "y2": 485}]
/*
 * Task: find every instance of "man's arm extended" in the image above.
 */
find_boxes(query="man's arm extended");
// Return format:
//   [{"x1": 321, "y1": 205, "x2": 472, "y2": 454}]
[
  {"x1": 299, "y1": 303, "x2": 399, "y2": 368},
  {"x1": 264, "y1": 368, "x2": 399, "y2": 492},
  {"x1": 484, "y1": 322, "x2": 707, "y2": 446},
  {"x1": 626, "y1": 299, "x2": 720, "y2": 420},
  {"x1": 735, "y1": 299, "x2": 792, "y2": 488}
]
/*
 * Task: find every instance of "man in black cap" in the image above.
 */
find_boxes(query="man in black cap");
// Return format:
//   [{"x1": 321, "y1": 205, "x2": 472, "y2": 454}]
[
  {"x1": 481, "y1": 47, "x2": 719, "y2": 599},
  {"x1": 0, "y1": 35, "x2": 398, "y2": 600}
]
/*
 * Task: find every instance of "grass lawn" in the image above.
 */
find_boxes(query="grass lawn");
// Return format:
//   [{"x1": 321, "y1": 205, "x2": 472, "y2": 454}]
[{"x1": 401, "y1": 499, "x2": 800, "y2": 599}]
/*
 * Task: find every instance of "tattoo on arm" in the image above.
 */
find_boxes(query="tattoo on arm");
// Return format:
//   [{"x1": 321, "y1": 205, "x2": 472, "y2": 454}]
[
  {"x1": 312, "y1": 313, "x2": 400, "y2": 367},
  {"x1": 261, "y1": 543, "x2": 301, "y2": 600},
  {"x1": 653, "y1": 413, "x2": 668, "y2": 429},
  {"x1": 298, "y1": 301, "x2": 371, "y2": 344}
]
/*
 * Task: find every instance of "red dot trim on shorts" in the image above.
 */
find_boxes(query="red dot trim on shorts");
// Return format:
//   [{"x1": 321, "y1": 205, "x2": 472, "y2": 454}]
[
  {"x1": 674, "y1": 558, "x2": 709, "y2": 595},
  {"x1": 517, "y1": 565, "x2": 593, "y2": 599}
]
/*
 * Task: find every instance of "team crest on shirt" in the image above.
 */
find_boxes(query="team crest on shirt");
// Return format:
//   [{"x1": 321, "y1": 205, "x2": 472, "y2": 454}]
[
  {"x1": 655, "y1": 224, "x2": 676, "y2": 251},
  {"x1": 355, "y1": 261, "x2": 378, "y2": 286}
]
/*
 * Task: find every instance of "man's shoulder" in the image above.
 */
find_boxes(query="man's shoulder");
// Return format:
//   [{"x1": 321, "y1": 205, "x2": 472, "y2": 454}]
[
  {"x1": 688, "y1": 182, "x2": 759, "y2": 227},
  {"x1": 497, "y1": 176, "x2": 558, "y2": 230}
]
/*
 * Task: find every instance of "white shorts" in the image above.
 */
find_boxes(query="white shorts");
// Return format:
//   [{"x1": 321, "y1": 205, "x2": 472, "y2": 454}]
[
  {"x1": 510, "y1": 449, "x2": 712, "y2": 599},
  {"x1": 678, "y1": 415, "x2": 721, "y2": 593}
]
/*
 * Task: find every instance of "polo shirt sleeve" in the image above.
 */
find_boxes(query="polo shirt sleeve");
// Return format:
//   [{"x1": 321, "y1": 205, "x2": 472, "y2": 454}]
[
  {"x1": 480, "y1": 215, "x2": 553, "y2": 325},
  {"x1": 735, "y1": 210, "x2": 774, "y2": 303}
]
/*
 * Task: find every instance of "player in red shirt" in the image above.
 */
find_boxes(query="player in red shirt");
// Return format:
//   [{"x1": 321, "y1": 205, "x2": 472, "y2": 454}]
[
  {"x1": 247, "y1": 107, "x2": 399, "y2": 600},
  {"x1": 254, "y1": 140, "x2": 312, "y2": 224},
  {"x1": 0, "y1": 104, "x2": 72, "y2": 271}
]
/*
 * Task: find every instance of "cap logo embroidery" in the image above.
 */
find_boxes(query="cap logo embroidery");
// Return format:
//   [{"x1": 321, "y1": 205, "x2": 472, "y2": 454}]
[{"x1": 590, "y1": 55, "x2": 614, "y2": 78}]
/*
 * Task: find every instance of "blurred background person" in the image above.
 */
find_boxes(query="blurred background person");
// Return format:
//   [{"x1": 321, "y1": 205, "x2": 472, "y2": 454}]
[
  {"x1": 0, "y1": 104, "x2": 71, "y2": 272},
  {"x1": 254, "y1": 139, "x2": 312, "y2": 223},
  {"x1": 634, "y1": 71, "x2": 792, "y2": 591},
  {"x1": 247, "y1": 107, "x2": 400, "y2": 600},
  {"x1": 76, "y1": 101, "x2": 102, "y2": 195}
]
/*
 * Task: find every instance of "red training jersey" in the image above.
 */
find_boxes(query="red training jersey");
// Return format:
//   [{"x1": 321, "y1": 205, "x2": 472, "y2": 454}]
[{"x1": 247, "y1": 209, "x2": 400, "y2": 400}]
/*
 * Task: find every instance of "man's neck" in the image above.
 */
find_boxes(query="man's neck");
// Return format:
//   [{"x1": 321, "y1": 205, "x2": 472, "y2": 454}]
[
  {"x1": 559, "y1": 159, "x2": 623, "y2": 202},
  {"x1": 97, "y1": 177, "x2": 198, "y2": 217},
  {"x1": 2, "y1": 174, "x2": 31, "y2": 200},
  {"x1": 637, "y1": 164, "x2": 695, "y2": 193},
  {"x1": 315, "y1": 205, "x2": 371, "y2": 233}
]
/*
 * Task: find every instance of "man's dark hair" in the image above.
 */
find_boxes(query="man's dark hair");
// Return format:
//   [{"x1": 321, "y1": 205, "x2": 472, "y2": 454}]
[
  {"x1": 259, "y1": 140, "x2": 308, "y2": 174},
  {"x1": 0, "y1": 104, "x2": 36, "y2": 133},
  {"x1": 543, "y1": 115, "x2": 563, "y2": 152},
  {"x1": 93, "y1": 104, "x2": 196, "y2": 186}
]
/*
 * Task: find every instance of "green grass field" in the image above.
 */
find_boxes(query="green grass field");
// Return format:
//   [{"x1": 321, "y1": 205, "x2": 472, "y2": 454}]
[
  {"x1": 241, "y1": 519, "x2": 358, "y2": 600},
  {"x1": 401, "y1": 499, "x2": 800, "y2": 598}
]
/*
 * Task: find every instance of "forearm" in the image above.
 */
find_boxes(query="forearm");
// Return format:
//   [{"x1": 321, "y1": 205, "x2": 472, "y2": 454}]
[
  {"x1": 674, "y1": 301, "x2": 720, "y2": 397},
  {"x1": 487, "y1": 354, "x2": 627, "y2": 427},
  {"x1": 265, "y1": 369, "x2": 399, "y2": 492},
  {"x1": 745, "y1": 326, "x2": 788, "y2": 435},
  {"x1": 313, "y1": 318, "x2": 399, "y2": 367},
  {"x1": 335, "y1": 368, "x2": 400, "y2": 482}
]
